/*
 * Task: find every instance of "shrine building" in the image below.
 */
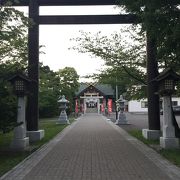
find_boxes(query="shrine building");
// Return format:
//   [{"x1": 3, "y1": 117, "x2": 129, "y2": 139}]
[{"x1": 75, "y1": 83, "x2": 115, "y2": 114}]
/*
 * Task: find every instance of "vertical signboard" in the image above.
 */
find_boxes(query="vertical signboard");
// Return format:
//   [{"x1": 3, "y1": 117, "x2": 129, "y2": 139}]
[
  {"x1": 108, "y1": 99, "x2": 112, "y2": 113},
  {"x1": 101, "y1": 103, "x2": 104, "y2": 112},
  {"x1": 101, "y1": 98, "x2": 106, "y2": 112},
  {"x1": 75, "y1": 99, "x2": 78, "y2": 113}
]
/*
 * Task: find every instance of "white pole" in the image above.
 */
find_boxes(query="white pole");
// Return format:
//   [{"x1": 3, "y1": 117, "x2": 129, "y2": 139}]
[{"x1": 116, "y1": 82, "x2": 118, "y2": 120}]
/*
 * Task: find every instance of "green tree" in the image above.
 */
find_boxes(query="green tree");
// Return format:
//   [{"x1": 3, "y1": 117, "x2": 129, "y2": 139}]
[
  {"x1": 39, "y1": 63, "x2": 61, "y2": 118},
  {"x1": 97, "y1": 67, "x2": 147, "y2": 100},
  {"x1": 0, "y1": 63, "x2": 18, "y2": 133},
  {"x1": 71, "y1": 0, "x2": 180, "y2": 98},
  {"x1": 0, "y1": 2, "x2": 30, "y2": 65},
  {"x1": 57, "y1": 67, "x2": 79, "y2": 114},
  {"x1": 119, "y1": 0, "x2": 180, "y2": 70},
  {"x1": 0, "y1": 3, "x2": 29, "y2": 133},
  {"x1": 71, "y1": 28, "x2": 147, "y2": 99}
]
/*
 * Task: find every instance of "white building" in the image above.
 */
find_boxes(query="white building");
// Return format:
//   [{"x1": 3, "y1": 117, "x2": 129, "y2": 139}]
[{"x1": 128, "y1": 97, "x2": 180, "y2": 113}]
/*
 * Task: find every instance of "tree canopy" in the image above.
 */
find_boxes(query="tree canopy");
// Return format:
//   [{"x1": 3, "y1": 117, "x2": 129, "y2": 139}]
[
  {"x1": 71, "y1": 2, "x2": 180, "y2": 98},
  {"x1": 39, "y1": 65, "x2": 80, "y2": 117},
  {"x1": 119, "y1": 0, "x2": 180, "y2": 70},
  {"x1": 0, "y1": 2, "x2": 30, "y2": 66},
  {"x1": 39, "y1": 63, "x2": 61, "y2": 118},
  {"x1": 57, "y1": 67, "x2": 79, "y2": 113},
  {"x1": 0, "y1": 3, "x2": 30, "y2": 133},
  {"x1": 71, "y1": 27, "x2": 147, "y2": 99},
  {"x1": 39, "y1": 64, "x2": 81, "y2": 117}
]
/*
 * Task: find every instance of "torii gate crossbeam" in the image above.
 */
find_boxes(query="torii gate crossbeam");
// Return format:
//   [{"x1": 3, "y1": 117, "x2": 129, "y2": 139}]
[
  {"x1": 1, "y1": 0, "x2": 117, "y2": 6},
  {"x1": 39, "y1": 15, "x2": 137, "y2": 24}
]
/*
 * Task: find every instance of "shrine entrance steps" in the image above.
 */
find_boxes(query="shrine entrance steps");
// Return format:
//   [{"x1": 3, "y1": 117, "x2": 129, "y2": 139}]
[{"x1": 86, "y1": 107, "x2": 98, "y2": 113}]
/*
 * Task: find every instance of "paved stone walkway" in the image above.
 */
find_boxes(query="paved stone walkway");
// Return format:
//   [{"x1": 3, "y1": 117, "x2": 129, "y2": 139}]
[{"x1": 1, "y1": 114, "x2": 180, "y2": 180}]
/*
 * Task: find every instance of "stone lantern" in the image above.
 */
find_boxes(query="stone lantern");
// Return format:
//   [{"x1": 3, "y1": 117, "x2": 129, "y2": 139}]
[
  {"x1": 8, "y1": 73, "x2": 31, "y2": 150},
  {"x1": 9, "y1": 73, "x2": 30, "y2": 97},
  {"x1": 155, "y1": 68, "x2": 180, "y2": 149},
  {"x1": 115, "y1": 95, "x2": 129, "y2": 125},
  {"x1": 57, "y1": 95, "x2": 70, "y2": 124}
]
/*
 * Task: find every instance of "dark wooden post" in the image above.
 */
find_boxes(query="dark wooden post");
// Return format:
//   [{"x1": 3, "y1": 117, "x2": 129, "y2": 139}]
[
  {"x1": 27, "y1": 0, "x2": 39, "y2": 131},
  {"x1": 146, "y1": 32, "x2": 160, "y2": 130}
]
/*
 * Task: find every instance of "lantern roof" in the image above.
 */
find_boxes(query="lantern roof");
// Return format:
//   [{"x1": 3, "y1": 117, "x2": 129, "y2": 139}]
[
  {"x1": 58, "y1": 95, "x2": 69, "y2": 103},
  {"x1": 8, "y1": 73, "x2": 31, "y2": 83},
  {"x1": 154, "y1": 68, "x2": 180, "y2": 82}
]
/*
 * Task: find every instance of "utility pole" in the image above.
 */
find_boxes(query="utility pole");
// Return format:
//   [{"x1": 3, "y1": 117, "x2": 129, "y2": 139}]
[{"x1": 115, "y1": 77, "x2": 118, "y2": 120}]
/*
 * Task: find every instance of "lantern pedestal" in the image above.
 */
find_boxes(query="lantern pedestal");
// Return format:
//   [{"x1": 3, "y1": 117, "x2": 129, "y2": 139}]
[
  {"x1": 160, "y1": 137, "x2": 179, "y2": 149},
  {"x1": 10, "y1": 136, "x2": 29, "y2": 150},
  {"x1": 142, "y1": 129, "x2": 161, "y2": 140},
  {"x1": 26, "y1": 130, "x2": 44, "y2": 142},
  {"x1": 10, "y1": 97, "x2": 29, "y2": 150},
  {"x1": 116, "y1": 112, "x2": 129, "y2": 125},
  {"x1": 160, "y1": 96, "x2": 179, "y2": 149},
  {"x1": 57, "y1": 110, "x2": 70, "y2": 124}
]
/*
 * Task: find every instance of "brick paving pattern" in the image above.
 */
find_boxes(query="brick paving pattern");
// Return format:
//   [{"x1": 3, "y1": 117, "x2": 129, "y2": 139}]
[{"x1": 1, "y1": 114, "x2": 180, "y2": 180}]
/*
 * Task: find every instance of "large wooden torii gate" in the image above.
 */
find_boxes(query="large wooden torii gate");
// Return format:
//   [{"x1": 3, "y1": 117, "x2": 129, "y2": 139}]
[{"x1": 1, "y1": 0, "x2": 160, "y2": 140}]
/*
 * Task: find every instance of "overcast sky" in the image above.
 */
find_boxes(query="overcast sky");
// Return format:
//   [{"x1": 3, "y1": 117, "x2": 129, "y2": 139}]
[{"x1": 17, "y1": 6, "x2": 130, "y2": 81}]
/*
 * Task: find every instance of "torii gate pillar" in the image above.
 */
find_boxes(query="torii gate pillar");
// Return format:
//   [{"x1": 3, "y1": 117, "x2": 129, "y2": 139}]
[
  {"x1": 26, "y1": 0, "x2": 44, "y2": 142},
  {"x1": 142, "y1": 32, "x2": 161, "y2": 140}
]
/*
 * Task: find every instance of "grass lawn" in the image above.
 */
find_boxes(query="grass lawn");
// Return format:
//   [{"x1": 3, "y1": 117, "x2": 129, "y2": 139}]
[
  {"x1": 128, "y1": 129, "x2": 159, "y2": 145},
  {"x1": 160, "y1": 149, "x2": 180, "y2": 166},
  {"x1": 128, "y1": 129, "x2": 180, "y2": 167},
  {"x1": 0, "y1": 117, "x2": 74, "y2": 177}
]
